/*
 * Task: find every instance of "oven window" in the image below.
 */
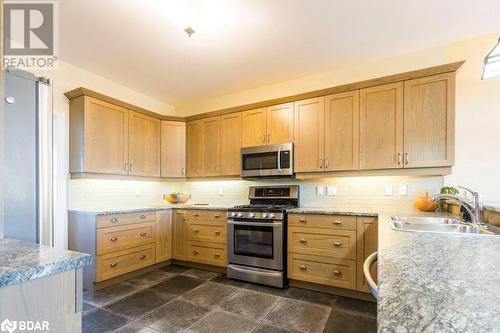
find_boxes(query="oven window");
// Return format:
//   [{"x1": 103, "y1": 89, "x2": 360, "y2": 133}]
[
  {"x1": 234, "y1": 225, "x2": 274, "y2": 259},
  {"x1": 242, "y1": 152, "x2": 278, "y2": 170}
]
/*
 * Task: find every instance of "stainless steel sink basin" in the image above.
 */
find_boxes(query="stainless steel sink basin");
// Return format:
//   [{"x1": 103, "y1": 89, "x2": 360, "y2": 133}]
[{"x1": 391, "y1": 216, "x2": 496, "y2": 235}]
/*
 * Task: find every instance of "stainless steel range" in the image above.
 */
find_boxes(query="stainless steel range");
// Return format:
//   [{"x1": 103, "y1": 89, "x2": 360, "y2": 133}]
[{"x1": 227, "y1": 185, "x2": 299, "y2": 288}]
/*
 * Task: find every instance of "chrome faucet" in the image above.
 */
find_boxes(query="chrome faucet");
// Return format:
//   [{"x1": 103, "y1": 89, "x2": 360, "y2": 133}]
[{"x1": 432, "y1": 186, "x2": 484, "y2": 226}]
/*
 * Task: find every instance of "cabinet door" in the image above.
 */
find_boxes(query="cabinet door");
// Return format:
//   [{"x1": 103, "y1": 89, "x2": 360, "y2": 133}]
[
  {"x1": 404, "y1": 73, "x2": 455, "y2": 167},
  {"x1": 356, "y1": 216, "x2": 378, "y2": 293},
  {"x1": 293, "y1": 97, "x2": 325, "y2": 172},
  {"x1": 156, "y1": 210, "x2": 172, "y2": 262},
  {"x1": 220, "y1": 113, "x2": 243, "y2": 176},
  {"x1": 186, "y1": 120, "x2": 203, "y2": 177},
  {"x1": 266, "y1": 103, "x2": 294, "y2": 144},
  {"x1": 242, "y1": 108, "x2": 267, "y2": 147},
  {"x1": 360, "y1": 82, "x2": 403, "y2": 169},
  {"x1": 324, "y1": 91, "x2": 360, "y2": 171},
  {"x1": 128, "y1": 111, "x2": 161, "y2": 177},
  {"x1": 83, "y1": 97, "x2": 129, "y2": 174},
  {"x1": 173, "y1": 211, "x2": 186, "y2": 260},
  {"x1": 202, "y1": 116, "x2": 221, "y2": 176},
  {"x1": 161, "y1": 121, "x2": 186, "y2": 177}
]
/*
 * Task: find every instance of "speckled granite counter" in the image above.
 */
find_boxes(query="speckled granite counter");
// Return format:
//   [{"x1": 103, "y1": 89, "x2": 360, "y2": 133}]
[
  {"x1": 68, "y1": 205, "x2": 235, "y2": 216},
  {"x1": 0, "y1": 238, "x2": 91, "y2": 288},
  {"x1": 287, "y1": 207, "x2": 378, "y2": 217},
  {"x1": 377, "y1": 213, "x2": 500, "y2": 332}
]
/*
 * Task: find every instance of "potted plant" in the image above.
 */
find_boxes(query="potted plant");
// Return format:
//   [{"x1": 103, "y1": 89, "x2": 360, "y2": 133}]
[{"x1": 439, "y1": 186, "x2": 461, "y2": 215}]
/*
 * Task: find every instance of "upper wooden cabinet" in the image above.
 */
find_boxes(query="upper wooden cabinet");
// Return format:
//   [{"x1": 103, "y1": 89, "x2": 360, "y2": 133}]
[
  {"x1": 403, "y1": 73, "x2": 455, "y2": 168},
  {"x1": 242, "y1": 108, "x2": 267, "y2": 147},
  {"x1": 220, "y1": 113, "x2": 243, "y2": 176},
  {"x1": 201, "y1": 116, "x2": 221, "y2": 176},
  {"x1": 128, "y1": 111, "x2": 161, "y2": 177},
  {"x1": 161, "y1": 121, "x2": 186, "y2": 177},
  {"x1": 324, "y1": 91, "x2": 360, "y2": 171},
  {"x1": 359, "y1": 82, "x2": 404, "y2": 170},
  {"x1": 70, "y1": 96, "x2": 129, "y2": 175},
  {"x1": 186, "y1": 120, "x2": 203, "y2": 177},
  {"x1": 294, "y1": 97, "x2": 325, "y2": 172},
  {"x1": 266, "y1": 103, "x2": 294, "y2": 145}
]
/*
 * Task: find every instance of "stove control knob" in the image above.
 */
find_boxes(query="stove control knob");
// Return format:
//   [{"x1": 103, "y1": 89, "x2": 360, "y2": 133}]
[
  {"x1": 249, "y1": 213, "x2": 255, "y2": 218},
  {"x1": 237, "y1": 212, "x2": 243, "y2": 218},
  {"x1": 268, "y1": 214, "x2": 275, "y2": 219},
  {"x1": 230, "y1": 212, "x2": 236, "y2": 217},
  {"x1": 262, "y1": 213, "x2": 268, "y2": 219}
]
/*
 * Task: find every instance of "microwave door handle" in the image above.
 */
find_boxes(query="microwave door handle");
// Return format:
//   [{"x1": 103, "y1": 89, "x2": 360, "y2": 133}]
[{"x1": 277, "y1": 146, "x2": 281, "y2": 173}]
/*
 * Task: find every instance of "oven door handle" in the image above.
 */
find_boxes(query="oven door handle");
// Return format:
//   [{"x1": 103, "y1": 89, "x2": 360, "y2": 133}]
[
  {"x1": 227, "y1": 220, "x2": 282, "y2": 227},
  {"x1": 277, "y1": 145, "x2": 281, "y2": 173}
]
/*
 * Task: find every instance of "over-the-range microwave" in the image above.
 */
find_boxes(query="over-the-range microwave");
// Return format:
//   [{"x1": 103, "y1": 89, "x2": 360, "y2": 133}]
[{"x1": 240, "y1": 143, "x2": 294, "y2": 179}]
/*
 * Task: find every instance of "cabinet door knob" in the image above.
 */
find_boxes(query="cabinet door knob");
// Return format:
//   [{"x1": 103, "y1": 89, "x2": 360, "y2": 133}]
[
  {"x1": 140, "y1": 232, "x2": 146, "y2": 237},
  {"x1": 299, "y1": 239, "x2": 307, "y2": 243},
  {"x1": 139, "y1": 255, "x2": 146, "y2": 260},
  {"x1": 194, "y1": 213, "x2": 199, "y2": 217},
  {"x1": 299, "y1": 265, "x2": 307, "y2": 270},
  {"x1": 214, "y1": 253, "x2": 220, "y2": 258},
  {"x1": 110, "y1": 218, "x2": 118, "y2": 223},
  {"x1": 299, "y1": 219, "x2": 307, "y2": 224},
  {"x1": 333, "y1": 270, "x2": 342, "y2": 276},
  {"x1": 194, "y1": 229, "x2": 199, "y2": 233},
  {"x1": 214, "y1": 214, "x2": 220, "y2": 218},
  {"x1": 332, "y1": 220, "x2": 342, "y2": 225},
  {"x1": 194, "y1": 250, "x2": 199, "y2": 255},
  {"x1": 140, "y1": 214, "x2": 146, "y2": 219},
  {"x1": 110, "y1": 237, "x2": 118, "y2": 242},
  {"x1": 215, "y1": 231, "x2": 221, "y2": 235},
  {"x1": 110, "y1": 262, "x2": 118, "y2": 268},
  {"x1": 333, "y1": 241, "x2": 342, "y2": 247}
]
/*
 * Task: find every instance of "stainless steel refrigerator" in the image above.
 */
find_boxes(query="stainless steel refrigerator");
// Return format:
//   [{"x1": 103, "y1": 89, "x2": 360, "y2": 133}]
[{"x1": 3, "y1": 70, "x2": 53, "y2": 245}]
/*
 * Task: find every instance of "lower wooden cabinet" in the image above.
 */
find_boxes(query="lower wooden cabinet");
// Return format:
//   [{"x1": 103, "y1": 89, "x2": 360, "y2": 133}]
[
  {"x1": 156, "y1": 210, "x2": 173, "y2": 262},
  {"x1": 173, "y1": 210, "x2": 187, "y2": 260},
  {"x1": 96, "y1": 244, "x2": 156, "y2": 282},
  {"x1": 187, "y1": 241, "x2": 227, "y2": 267},
  {"x1": 96, "y1": 222, "x2": 156, "y2": 255},
  {"x1": 356, "y1": 216, "x2": 378, "y2": 292}
]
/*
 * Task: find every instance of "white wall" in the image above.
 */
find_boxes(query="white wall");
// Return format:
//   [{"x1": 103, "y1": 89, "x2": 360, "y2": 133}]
[{"x1": 176, "y1": 32, "x2": 500, "y2": 202}]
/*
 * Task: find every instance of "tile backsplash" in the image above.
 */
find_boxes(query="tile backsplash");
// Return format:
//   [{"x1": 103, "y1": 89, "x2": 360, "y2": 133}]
[{"x1": 69, "y1": 176, "x2": 443, "y2": 213}]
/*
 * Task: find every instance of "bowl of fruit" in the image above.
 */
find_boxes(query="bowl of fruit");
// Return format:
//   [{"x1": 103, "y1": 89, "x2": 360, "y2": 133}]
[{"x1": 163, "y1": 192, "x2": 191, "y2": 204}]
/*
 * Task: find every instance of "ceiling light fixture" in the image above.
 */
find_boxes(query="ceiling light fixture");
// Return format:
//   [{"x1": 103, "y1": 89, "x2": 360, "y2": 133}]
[{"x1": 481, "y1": 37, "x2": 500, "y2": 79}]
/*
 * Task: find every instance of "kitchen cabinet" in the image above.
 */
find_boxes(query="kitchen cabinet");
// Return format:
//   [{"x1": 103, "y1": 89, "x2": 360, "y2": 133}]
[
  {"x1": 359, "y1": 82, "x2": 404, "y2": 170},
  {"x1": 201, "y1": 116, "x2": 221, "y2": 176},
  {"x1": 266, "y1": 102, "x2": 294, "y2": 144},
  {"x1": 293, "y1": 97, "x2": 325, "y2": 172},
  {"x1": 242, "y1": 107, "x2": 267, "y2": 147},
  {"x1": 186, "y1": 120, "x2": 203, "y2": 177},
  {"x1": 356, "y1": 216, "x2": 378, "y2": 292},
  {"x1": 172, "y1": 210, "x2": 187, "y2": 260},
  {"x1": 161, "y1": 121, "x2": 186, "y2": 177},
  {"x1": 220, "y1": 112, "x2": 243, "y2": 176},
  {"x1": 128, "y1": 111, "x2": 161, "y2": 177},
  {"x1": 403, "y1": 73, "x2": 455, "y2": 167},
  {"x1": 69, "y1": 96, "x2": 129, "y2": 175},
  {"x1": 156, "y1": 210, "x2": 173, "y2": 262},
  {"x1": 324, "y1": 91, "x2": 360, "y2": 171}
]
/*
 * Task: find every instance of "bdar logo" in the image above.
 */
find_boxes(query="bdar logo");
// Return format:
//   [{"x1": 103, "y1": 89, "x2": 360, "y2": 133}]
[{"x1": 0, "y1": 319, "x2": 17, "y2": 333}]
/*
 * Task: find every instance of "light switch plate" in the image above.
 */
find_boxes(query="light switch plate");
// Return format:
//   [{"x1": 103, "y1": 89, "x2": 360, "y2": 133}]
[
  {"x1": 327, "y1": 186, "x2": 337, "y2": 196},
  {"x1": 399, "y1": 184, "x2": 408, "y2": 196},
  {"x1": 316, "y1": 186, "x2": 325, "y2": 196},
  {"x1": 385, "y1": 185, "x2": 394, "y2": 196}
]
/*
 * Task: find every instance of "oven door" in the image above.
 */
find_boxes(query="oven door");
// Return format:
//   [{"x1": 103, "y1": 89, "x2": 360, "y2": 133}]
[
  {"x1": 227, "y1": 219, "x2": 283, "y2": 270},
  {"x1": 240, "y1": 143, "x2": 293, "y2": 178}
]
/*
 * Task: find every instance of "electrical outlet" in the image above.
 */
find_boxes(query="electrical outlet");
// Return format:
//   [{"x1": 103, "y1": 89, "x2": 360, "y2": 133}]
[
  {"x1": 135, "y1": 188, "x2": 142, "y2": 196},
  {"x1": 385, "y1": 185, "x2": 394, "y2": 196},
  {"x1": 327, "y1": 186, "x2": 337, "y2": 196},
  {"x1": 399, "y1": 184, "x2": 408, "y2": 196},
  {"x1": 316, "y1": 186, "x2": 324, "y2": 196},
  {"x1": 218, "y1": 188, "x2": 224, "y2": 196}
]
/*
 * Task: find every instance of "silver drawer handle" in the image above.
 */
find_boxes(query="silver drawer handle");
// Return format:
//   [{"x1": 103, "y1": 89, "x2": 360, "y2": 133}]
[
  {"x1": 333, "y1": 241, "x2": 342, "y2": 247},
  {"x1": 193, "y1": 229, "x2": 200, "y2": 233},
  {"x1": 110, "y1": 237, "x2": 118, "y2": 242},
  {"x1": 194, "y1": 213, "x2": 199, "y2": 217},
  {"x1": 140, "y1": 215, "x2": 146, "y2": 219},
  {"x1": 214, "y1": 214, "x2": 221, "y2": 218},
  {"x1": 110, "y1": 262, "x2": 118, "y2": 268},
  {"x1": 299, "y1": 239, "x2": 307, "y2": 243},
  {"x1": 333, "y1": 270, "x2": 342, "y2": 276},
  {"x1": 299, "y1": 219, "x2": 307, "y2": 224},
  {"x1": 193, "y1": 250, "x2": 199, "y2": 255},
  {"x1": 110, "y1": 218, "x2": 118, "y2": 223},
  {"x1": 332, "y1": 220, "x2": 342, "y2": 225},
  {"x1": 215, "y1": 231, "x2": 221, "y2": 235},
  {"x1": 139, "y1": 232, "x2": 146, "y2": 237},
  {"x1": 139, "y1": 255, "x2": 146, "y2": 260},
  {"x1": 299, "y1": 265, "x2": 307, "y2": 270}
]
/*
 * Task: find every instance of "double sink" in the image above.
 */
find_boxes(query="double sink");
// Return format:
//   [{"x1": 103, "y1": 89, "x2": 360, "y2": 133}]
[{"x1": 391, "y1": 216, "x2": 499, "y2": 235}]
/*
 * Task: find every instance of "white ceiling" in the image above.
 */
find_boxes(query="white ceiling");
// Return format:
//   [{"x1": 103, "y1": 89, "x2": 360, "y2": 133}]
[{"x1": 60, "y1": 0, "x2": 500, "y2": 107}]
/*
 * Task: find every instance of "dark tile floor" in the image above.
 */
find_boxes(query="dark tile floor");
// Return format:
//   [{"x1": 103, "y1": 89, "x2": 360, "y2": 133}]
[{"x1": 83, "y1": 265, "x2": 376, "y2": 333}]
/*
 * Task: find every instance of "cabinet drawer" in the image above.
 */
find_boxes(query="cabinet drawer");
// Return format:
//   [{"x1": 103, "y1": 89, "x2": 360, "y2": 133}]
[
  {"x1": 97, "y1": 222, "x2": 156, "y2": 255},
  {"x1": 288, "y1": 253, "x2": 356, "y2": 290},
  {"x1": 187, "y1": 222, "x2": 226, "y2": 244},
  {"x1": 187, "y1": 241, "x2": 227, "y2": 267},
  {"x1": 184, "y1": 210, "x2": 226, "y2": 221},
  {"x1": 97, "y1": 211, "x2": 156, "y2": 228},
  {"x1": 96, "y1": 244, "x2": 156, "y2": 282},
  {"x1": 288, "y1": 227, "x2": 356, "y2": 260},
  {"x1": 288, "y1": 214, "x2": 356, "y2": 230}
]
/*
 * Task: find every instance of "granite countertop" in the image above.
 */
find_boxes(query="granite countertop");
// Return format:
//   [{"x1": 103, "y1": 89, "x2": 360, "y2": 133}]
[
  {"x1": 69, "y1": 205, "x2": 235, "y2": 216},
  {"x1": 0, "y1": 238, "x2": 92, "y2": 288},
  {"x1": 377, "y1": 212, "x2": 500, "y2": 332},
  {"x1": 286, "y1": 207, "x2": 378, "y2": 217}
]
